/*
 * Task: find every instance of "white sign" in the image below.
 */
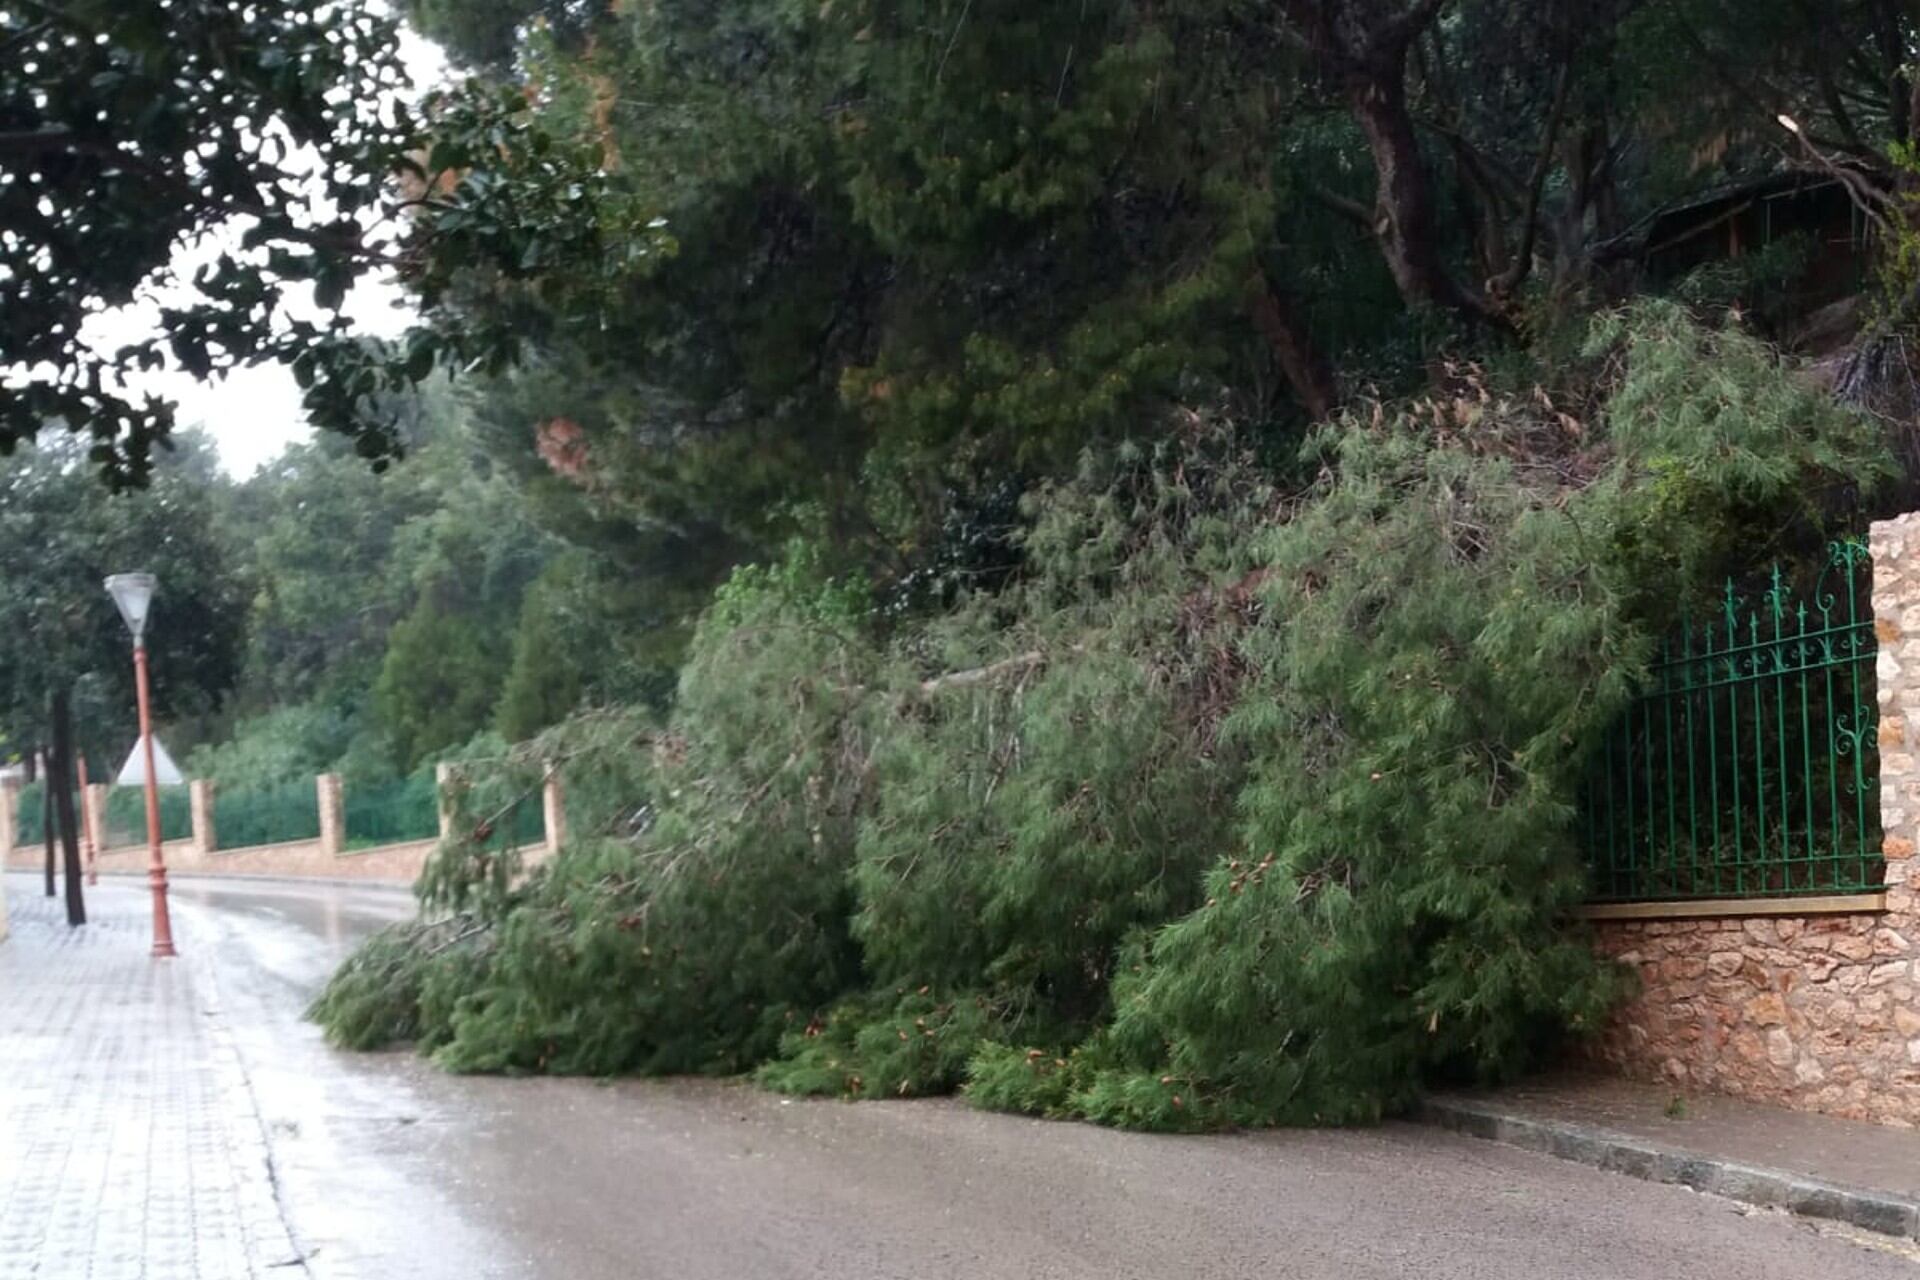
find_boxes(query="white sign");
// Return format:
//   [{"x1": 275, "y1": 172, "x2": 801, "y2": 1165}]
[{"x1": 116, "y1": 736, "x2": 185, "y2": 787}]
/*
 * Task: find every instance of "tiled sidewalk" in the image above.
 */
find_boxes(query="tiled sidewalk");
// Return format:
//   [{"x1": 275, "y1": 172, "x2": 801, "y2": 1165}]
[{"x1": 0, "y1": 882, "x2": 303, "y2": 1279}]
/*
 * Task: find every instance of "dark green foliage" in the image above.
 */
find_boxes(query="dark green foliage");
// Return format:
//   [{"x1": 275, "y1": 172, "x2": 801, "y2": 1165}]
[
  {"x1": 100, "y1": 787, "x2": 191, "y2": 848},
  {"x1": 197, "y1": 396, "x2": 583, "y2": 784},
  {"x1": 225, "y1": 439, "x2": 436, "y2": 716},
  {"x1": 0, "y1": 2, "x2": 414, "y2": 477},
  {"x1": 214, "y1": 780, "x2": 322, "y2": 849},
  {"x1": 342, "y1": 772, "x2": 442, "y2": 847},
  {"x1": 186, "y1": 705, "x2": 360, "y2": 793},
  {"x1": 493, "y1": 551, "x2": 680, "y2": 741},
  {"x1": 0, "y1": 434, "x2": 247, "y2": 764},
  {"x1": 313, "y1": 304, "x2": 1891, "y2": 1127},
  {"x1": 757, "y1": 993, "x2": 1000, "y2": 1100},
  {"x1": 12, "y1": 783, "x2": 42, "y2": 846},
  {"x1": 997, "y1": 305, "x2": 1891, "y2": 1129},
  {"x1": 327, "y1": 563, "x2": 878, "y2": 1075},
  {"x1": 808, "y1": 446, "x2": 1264, "y2": 1087},
  {"x1": 309, "y1": 916, "x2": 491, "y2": 1052},
  {"x1": 373, "y1": 600, "x2": 514, "y2": 772}
]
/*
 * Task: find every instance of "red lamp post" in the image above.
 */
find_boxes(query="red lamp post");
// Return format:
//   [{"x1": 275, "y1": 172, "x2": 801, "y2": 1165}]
[{"x1": 105, "y1": 573, "x2": 175, "y2": 959}]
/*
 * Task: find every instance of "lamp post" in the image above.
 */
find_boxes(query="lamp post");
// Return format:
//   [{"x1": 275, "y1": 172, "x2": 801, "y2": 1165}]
[{"x1": 104, "y1": 573, "x2": 175, "y2": 959}]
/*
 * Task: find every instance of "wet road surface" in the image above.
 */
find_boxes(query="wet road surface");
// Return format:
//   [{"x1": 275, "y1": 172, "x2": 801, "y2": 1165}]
[{"x1": 3, "y1": 872, "x2": 1917, "y2": 1279}]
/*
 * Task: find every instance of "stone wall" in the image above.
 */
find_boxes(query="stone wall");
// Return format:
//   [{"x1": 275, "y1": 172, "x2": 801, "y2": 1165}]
[
  {"x1": 1587, "y1": 510, "x2": 1920, "y2": 1126},
  {"x1": 1, "y1": 832, "x2": 548, "y2": 885},
  {"x1": 1588, "y1": 910, "x2": 1920, "y2": 1123},
  {"x1": 0, "y1": 767, "x2": 563, "y2": 886}
]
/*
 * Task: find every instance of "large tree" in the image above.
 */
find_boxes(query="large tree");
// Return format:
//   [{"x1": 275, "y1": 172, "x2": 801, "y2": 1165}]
[
  {"x1": 0, "y1": 434, "x2": 245, "y2": 921},
  {"x1": 380, "y1": 0, "x2": 1364, "y2": 588},
  {"x1": 0, "y1": 0, "x2": 658, "y2": 485},
  {"x1": 0, "y1": 1, "x2": 413, "y2": 478},
  {"x1": 382, "y1": 0, "x2": 1920, "y2": 599}
]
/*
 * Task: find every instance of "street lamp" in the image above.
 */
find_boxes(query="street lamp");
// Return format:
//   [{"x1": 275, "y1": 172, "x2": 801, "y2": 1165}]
[{"x1": 104, "y1": 572, "x2": 175, "y2": 958}]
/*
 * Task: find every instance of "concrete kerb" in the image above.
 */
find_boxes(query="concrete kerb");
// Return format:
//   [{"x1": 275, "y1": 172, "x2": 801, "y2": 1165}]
[{"x1": 1419, "y1": 1095, "x2": 1920, "y2": 1240}]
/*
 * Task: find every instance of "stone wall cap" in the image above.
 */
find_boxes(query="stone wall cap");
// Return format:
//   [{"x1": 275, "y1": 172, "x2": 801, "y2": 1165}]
[{"x1": 1581, "y1": 894, "x2": 1887, "y2": 922}]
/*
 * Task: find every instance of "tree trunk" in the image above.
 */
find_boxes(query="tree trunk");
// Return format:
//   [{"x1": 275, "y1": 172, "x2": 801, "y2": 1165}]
[
  {"x1": 48, "y1": 688, "x2": 85, "y2": 928},
  {"x1": 1250, "y1": 276, "x2": 1339, "y2": 420},
  {"x1": 1345, "y1": 64, "x2": 1489, "y2": 324},
  {"x1": 41, "y1": 758, "x2": 54, "y2": 897}
]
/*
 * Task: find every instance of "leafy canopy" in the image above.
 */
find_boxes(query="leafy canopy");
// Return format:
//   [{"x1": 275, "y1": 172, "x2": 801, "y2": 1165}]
[{"x1": 312, "y1": 305, "x2": 1891, "y2": 1128}]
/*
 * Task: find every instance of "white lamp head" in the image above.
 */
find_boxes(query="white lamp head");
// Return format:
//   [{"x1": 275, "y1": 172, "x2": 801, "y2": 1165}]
[{"x1": 104, "y1": 573, "x2": 158, "y2": 643}]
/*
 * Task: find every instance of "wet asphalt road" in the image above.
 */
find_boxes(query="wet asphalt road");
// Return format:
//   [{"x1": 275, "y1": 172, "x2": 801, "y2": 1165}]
[{"x1": 8, "y1": 874, "x2": 1919, "y2": 1279}]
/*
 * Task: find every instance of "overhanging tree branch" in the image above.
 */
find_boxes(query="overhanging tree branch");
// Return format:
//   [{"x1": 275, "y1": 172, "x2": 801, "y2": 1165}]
[{"x1": 1492, "y1": 57, "x2": 1574, "y2": 297}]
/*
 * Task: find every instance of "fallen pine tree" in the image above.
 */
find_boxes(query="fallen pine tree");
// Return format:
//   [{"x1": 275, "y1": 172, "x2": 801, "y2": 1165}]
[{"x1": 312, "y1": 303, "x2": 1892, "y2": 1127}]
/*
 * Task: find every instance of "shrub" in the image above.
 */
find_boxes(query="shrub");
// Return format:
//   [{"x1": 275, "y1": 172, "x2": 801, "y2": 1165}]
[{"x1": 314, "y1": 304, "x2": 1891, "y2": 1127}]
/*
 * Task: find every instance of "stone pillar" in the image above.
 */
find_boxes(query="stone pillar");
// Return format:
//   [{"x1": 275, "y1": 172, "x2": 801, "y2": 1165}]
[
  {"x1": 0, "y1": 778, "x2": 16, "y2": 866},
  {"x1": 542, "y1": 766, "x2": 566, "y2": 859},
  {"x1": 435, "y1": 762, "x2": 456, "y2": 842},
  {"x1": 1873, "y1": 516, "x2": 1920, "y2": 908},
  {"x1": 316, "y1": 773, "x2": 344, "y2": 859},
  {"x1": 190, "y1": 779, "x2": 217, "y2": 856},
  {"x1": 82, "y1": 784, "x2": 109, "y2": 852},
  {"x1": 1867, "y1": 515, "x2": 1920, "y2": 1100},
  {"x1": 0, "y1": 777, "x2": 12, "y2": 937}
]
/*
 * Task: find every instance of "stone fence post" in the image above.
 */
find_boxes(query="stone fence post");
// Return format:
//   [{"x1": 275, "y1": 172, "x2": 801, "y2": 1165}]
[
  {"x1": 1872, "y1": 516, "x2": 1920, "y2": 915},
  {"x1": 81, "y1": 784, "x2": 108, "y2": 853},
  {"x1": 542, "y1": 766, "x2": 566, "y2": 859},
  {"x1": 316, "y1": 773, "x2": 344, "y2": 858},
  {"x1": 435, "y1": 762, "x2": 456, "y2": 841},
  {"x1": 0, "y1": 786, "x2": 9, "y2": 937},
  {"x1": 0, "y1": 778, "x2": 16, "y2": 865},
  {"x1": 190, "y1": 779, "x2": 216, "y2": 857}
]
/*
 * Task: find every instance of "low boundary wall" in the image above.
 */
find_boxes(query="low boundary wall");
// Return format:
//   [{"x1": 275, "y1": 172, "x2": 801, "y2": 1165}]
[
  {"x1": 1586, "y1": 513, "x2": 1920, "y2": 1125},
  {"x1": 0, "y1": 768, "x2": 562, "y2": 886}
]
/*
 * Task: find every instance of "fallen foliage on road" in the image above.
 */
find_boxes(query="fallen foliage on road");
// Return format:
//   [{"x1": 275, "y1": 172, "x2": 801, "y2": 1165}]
[{"x1": 314, "y1": 304, "x2": 1889, "y2": 1127}]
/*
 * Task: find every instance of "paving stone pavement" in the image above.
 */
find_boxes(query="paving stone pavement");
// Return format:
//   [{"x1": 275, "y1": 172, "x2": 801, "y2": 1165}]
[{"x1": 0, "y1": 884, "x2": 306, "y2": 1280}]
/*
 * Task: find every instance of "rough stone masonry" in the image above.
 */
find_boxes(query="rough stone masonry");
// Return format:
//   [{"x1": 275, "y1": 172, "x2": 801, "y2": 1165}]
[{"x1": 1588, "y1": 511, "x2": 1920, "y2": 1126}]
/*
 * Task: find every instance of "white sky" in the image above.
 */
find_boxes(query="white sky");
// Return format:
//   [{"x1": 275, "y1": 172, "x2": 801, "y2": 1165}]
[{"x1": 83, "y1": 29, "x2": 452, "y2": 478}]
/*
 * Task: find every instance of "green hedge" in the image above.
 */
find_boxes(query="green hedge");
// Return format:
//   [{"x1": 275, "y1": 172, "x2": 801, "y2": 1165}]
[
  {"x1": 214, "y1": 780, "x2": 320, "y2": 849},
  {"x1": 343, "y1": 771, "x2": 441, "y2": 848},
  {"x1": 101, "y1": 786, "x2": 192, "y2": 847},
  {"x1": 14, "y1": 782, "x2": 42, "y2": 845},
  {"x1": 13, "y1": 782, "x2": 190, "y2": 847}
]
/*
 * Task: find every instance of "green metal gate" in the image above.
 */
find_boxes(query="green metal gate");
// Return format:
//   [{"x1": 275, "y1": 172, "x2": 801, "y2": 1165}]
[{"x1": 1583, "y1": 539, "x2": 1881, "y2": 902}]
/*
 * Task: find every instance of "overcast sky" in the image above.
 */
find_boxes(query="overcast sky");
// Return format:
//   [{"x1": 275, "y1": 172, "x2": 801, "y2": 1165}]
[{"x1": 86, "y1": 29, "x2": 451, "y2": 478}]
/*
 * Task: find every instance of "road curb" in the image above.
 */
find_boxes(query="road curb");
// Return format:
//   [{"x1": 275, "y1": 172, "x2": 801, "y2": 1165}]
[
  {"x1": 1419, "y1": 1096, "x2": 1920, "y2": 1240},
  {"x1": 68, "y1": 868, "x2": 417, "y2": 891}
]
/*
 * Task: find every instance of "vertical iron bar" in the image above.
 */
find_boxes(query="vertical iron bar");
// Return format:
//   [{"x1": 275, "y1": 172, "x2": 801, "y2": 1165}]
[
  {"x1": 1751, "y1": 613, "x2": 1765, "y2": 895},
  {"x1": 1825, "y1": 612, "x2": 1842, "y2": 891},
  {"x1": 1727, "y1": 584, "x2": 1744, "y2": 895},
  {"x1": 1772, "y1": 571, "x2": 1790, "y2": 893},
  {"x1": 1625, "y1": 697, "x2": 1638, "y2": 895},
  {"x1": 1605, "y1": 716, "x2": 1618, "y2": 896},
  {"x1": 1706, "y1": 622, "x2": 1721, "y2": 893},
  {"x1": 1847, "y1": 553, "x2": 1868, "y2": 888},
  {"x1": 1584, "y1": 750, "x2": 1598, "y2": 890},
  {"x1": 1646, "y1": 685, "x2": 1657, "y2": 886},
  {"x1": 1663, "y1": 637, "x2": 1677, "y2": 892},
  {"x1": 1799, "y1": 602, "x2": 1814, "y2": 890},
  {"x1": 1684, "y1": 624, "x2": 1699, "y2": 897}
]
